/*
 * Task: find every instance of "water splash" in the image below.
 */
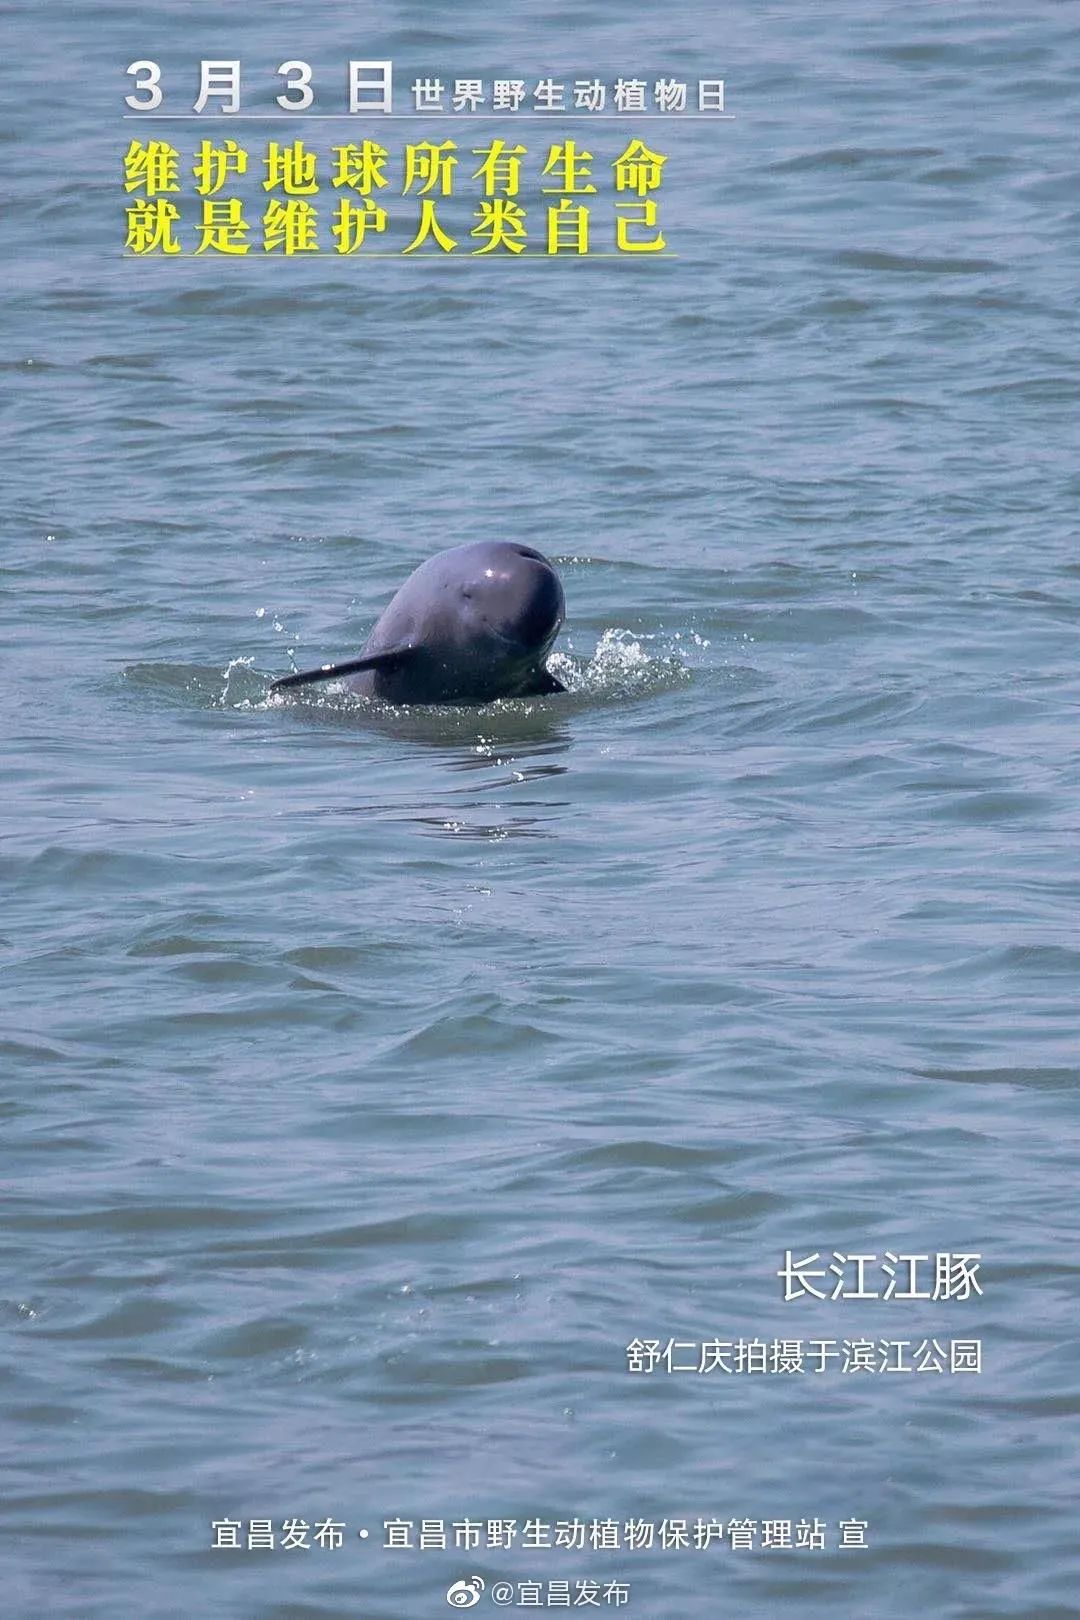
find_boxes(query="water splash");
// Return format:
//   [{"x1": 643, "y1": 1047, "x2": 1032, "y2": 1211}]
[
  {"x1": 123, "y1": 628, "x2": 692, "y2": 727},
  {"x1": 550, "y1": 628, "x2": 692, "y2": 701}
]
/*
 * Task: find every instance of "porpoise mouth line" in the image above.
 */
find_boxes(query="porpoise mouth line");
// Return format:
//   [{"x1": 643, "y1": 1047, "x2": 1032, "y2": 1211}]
[{"x1": 482, "y1": 621, "x2": 551, "y2": 655}]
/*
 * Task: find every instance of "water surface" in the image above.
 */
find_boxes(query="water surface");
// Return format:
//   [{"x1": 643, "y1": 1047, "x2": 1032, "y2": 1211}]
[{"x1": 3, "y1": 4, "x2": 1079, "y2": 1616}]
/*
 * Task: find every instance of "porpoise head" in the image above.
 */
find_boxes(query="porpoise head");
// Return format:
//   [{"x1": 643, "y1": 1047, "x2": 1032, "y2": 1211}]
[
  {"x1": 370, "y1": 541, "x2": 564, "y2": 701},
  {"x1": 450, "y1": 542, "x2": 565, "y2": 670}
]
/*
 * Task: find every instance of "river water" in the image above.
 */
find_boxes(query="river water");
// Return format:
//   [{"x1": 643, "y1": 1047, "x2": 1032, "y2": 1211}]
[{"x1": 3, "y1": 3, "x2": 1079, "y2": 1616}]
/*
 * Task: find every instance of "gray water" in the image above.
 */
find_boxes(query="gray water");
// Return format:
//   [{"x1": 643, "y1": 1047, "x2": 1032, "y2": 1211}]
[{"x1": 4, "y1": 3, "x2": 1080, "y2": 1617}]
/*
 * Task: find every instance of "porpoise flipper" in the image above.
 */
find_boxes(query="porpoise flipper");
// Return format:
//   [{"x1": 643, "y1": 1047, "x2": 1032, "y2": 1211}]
[
  {"x1": 270, "y1": 646, "x2": 414, "y2": 692},
  {"x1": 524, "y1": 667, "x2": 567, "y2": 696}
]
